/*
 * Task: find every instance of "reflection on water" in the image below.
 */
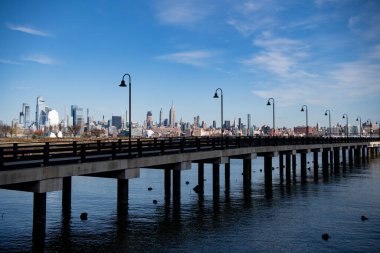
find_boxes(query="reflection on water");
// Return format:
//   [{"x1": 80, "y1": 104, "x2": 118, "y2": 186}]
[{"x1": 1, "y1": 155, "x2": 380, "y2": 252}]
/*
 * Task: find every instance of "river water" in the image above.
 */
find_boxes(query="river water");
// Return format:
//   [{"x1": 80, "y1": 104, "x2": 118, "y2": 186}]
[{"x1": 1, "y1": 153, "x2": 380, "y2": 252}]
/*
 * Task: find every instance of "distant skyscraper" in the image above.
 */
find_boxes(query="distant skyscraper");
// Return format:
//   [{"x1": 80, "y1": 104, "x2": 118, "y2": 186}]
[
  {"x1": 169, "y1": 103, "x2": 175, "y2": 128},
  {"x1": 213, "y1": 120, "x2": 216, "y2": 128},
  {"x1": 247, "y1": 114, "x2": 251, "y2": 135},
  {"x1": 19, "y1": 103, "x2": 30, "y2": 128},
  {"x1": 238, "y1": 117, "x2": 242, "y2": 130},
  {"x1": 159, "y1": 108, "x2": 163, "y2": 127},
  {"x1": 225, "y1": 120, "x2": 231, "y2": 130},
  {"x1": 71, "y1": 105, "x2": 84, "y2": 127},
  {"x1": 146, "y1": 111, "x2": 153, "y2": 128},
  {"x1": 196, "y1": 115, "x2": 200, "y2": 128},
  {"x1": 112, "y1": 116, "x2": 122, "y2": 129},
  {"x1": 35, "y1": 96, "x2": 45, "y2": 129}
]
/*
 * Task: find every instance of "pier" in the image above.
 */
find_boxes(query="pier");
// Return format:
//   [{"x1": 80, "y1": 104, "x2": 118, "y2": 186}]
[{"x1": 0, "y1": 136, "x2": 379, "y2": 246}]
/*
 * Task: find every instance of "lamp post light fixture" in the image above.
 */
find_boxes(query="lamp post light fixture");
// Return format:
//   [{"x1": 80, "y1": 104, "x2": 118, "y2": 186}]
[
  {"x1": 356, "y1": 116, "x2": 362, "y2": 137},
  {"x1": 213, "y1": 88, "x2": 224, "y2": 147},
  {"x1": 342, "y1": 113, "x2": 348, "y2": 138},
  {"x1": 301, "y1": 105, "x2": 308, "y2": 137},
  {"x1": 267, "y1": 98, "x2": 275, "y2": 136},
  {"x1": 119, "y1": 73, "x2": 132, "y2": 157},
  {"x1": 324, "y1": 109, "x2": 331, "y2": 137}
]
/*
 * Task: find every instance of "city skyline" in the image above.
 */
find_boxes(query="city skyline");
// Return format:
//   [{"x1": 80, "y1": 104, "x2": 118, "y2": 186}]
[{"x1": 1, "y1": 1, "x2": 379, "y2": 128}]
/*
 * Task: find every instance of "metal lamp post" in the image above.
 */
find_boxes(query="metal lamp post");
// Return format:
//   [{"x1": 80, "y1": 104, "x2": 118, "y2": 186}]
[
  {"x1": 301, "y1": 105, "x2": 308, "y2": 137},
  {"x1": 324, "y1": 109, "x2": 331, "y2": 137},
  {"x1": 213, "y1": 88, "x2": 224, "y2": 147},
  {"x1": 356, "y1": 116, "x2": 362, "y2": 137},
  {"x1": 119, "y1": 73, "x2": 132, "y2": 156},
  {"x1": 342, "y1": 113, "x2": 348, "y2": 138},
  {"x1": 267, "y1": 98, "x2": 275, "y2": 136}
]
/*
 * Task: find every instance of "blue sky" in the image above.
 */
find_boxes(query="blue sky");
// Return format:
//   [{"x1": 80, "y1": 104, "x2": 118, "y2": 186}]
[{"x1": 0, "y1": 0, "x2": 379, "y2": 128}]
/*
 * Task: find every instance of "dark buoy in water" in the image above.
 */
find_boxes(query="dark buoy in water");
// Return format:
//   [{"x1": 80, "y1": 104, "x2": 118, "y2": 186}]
[
  {"x1": 186, "y1": 181, "x2": 189, "y2": 185},
  {"x1": 260, "y1": 169, "x2": 262, "y2": 172},
  {"x1": 322, "y1": 233, "x2": 329, "y2": 240},
  {"x1": 148, "y1": 187, "x2": 153, "y2": 191},
  {"x1": 307, "y1": 161, "x2": 310, "y2": 164},
  {"x1": 307, "y1": 167, "x2": 311, "y2": 171},
  {"x1": 153, "y1": 200, "x2": 158, "y2": 204},
  {"x1": 361, "y1": 215, "x2": 368, "y2": 221},
  {"x1": 80, "y1": 212, "x2": 88, "y2": 221},
  {"x1": 193, "y1": 185, "x2": 200, "y2": 193}
]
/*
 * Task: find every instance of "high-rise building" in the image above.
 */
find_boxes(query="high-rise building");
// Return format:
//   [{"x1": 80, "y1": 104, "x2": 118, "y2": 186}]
[
  {"x1": 112, "y1": 116, "x2": 122, "y2": 129},
  {"x1": 19, "y1": 103, "x2": 30, "y2": 128},
  {"x1": 35, "y1": 96, "x2": 46, "y2": 129},
  {"x1": 225, "y1": 120, "x2": 231, "y2": 130},
  {"x1": 146, "y1": 111, "x2": 153, "y2": 128},
  {"x1": 169, "y1": 103, "x2": 175, "y2": 128},
  {"x1": 238, "y1": 117, "x2": 242, "y2": 130},
  {"x1": 212, "y1": 120, "x2": 216, "y2": 128},
  {"x1": 159, "y1": 108, "x2": 163, "y2": 127},
  {"x1": 71, "y1": 105, "x2": 84, "y2": 127},
  {"x1": 247, "y1": 114, "x2": 251, "y2": 135}
]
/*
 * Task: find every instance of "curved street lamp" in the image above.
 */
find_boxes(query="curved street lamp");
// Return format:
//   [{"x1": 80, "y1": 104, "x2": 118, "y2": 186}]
[
  {"x1": 324, "y1": 109, "x2": 331, "y2": 137},
  {"x1": 119, "y1": 73, "x2": 132, "y2": 156},
  {"x1": 356, "y1": 116, "x2": 362, "y2": 137},
  {"x1": 267, "y1": 98, "x2": 275, "y2": 136},
  {"x1": 213, "y1": 88, "x2": 224, "y2": 147},
  {"x1": 342, "y1": 113, "x2": 348, "y2": 138},
  {"x1": 301, "y1": 105, "x2": 308, "y2": 137}
]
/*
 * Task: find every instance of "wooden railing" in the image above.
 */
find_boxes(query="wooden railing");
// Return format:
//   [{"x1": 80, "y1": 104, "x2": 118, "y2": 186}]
[{"x1": 0, "y1": 136, "x2": 379, "y2": 170}]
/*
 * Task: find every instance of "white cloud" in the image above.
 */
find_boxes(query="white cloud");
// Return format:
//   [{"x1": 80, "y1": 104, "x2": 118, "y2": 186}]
[
  {"x1": 22, "y1": 54, "x2": 56, "y2": 65},
  {"x1": 154, "y1": 0, "x2": 212, "y2": 25},
  {"x1": 6, "y1": 23, "x2": 52, "y2": 37},
  {"x1": 0, "y1": 59, "x2": 23, "y2": 65},
  {"x1": 156, "y1": 50, "x2": 218, "y2": 67}
]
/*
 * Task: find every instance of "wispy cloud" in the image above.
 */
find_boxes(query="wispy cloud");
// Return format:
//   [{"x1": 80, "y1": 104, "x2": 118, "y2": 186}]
[
  {"x1": 154, "y1": 0, "x2": 212, "y2": 25},
  {"x1": 242, "y1": 33, "x2": 314, "y2": 79},
  {"x1": 22, "y1": 54, "x2": 56, "y2": 65},
  {"x1": 156, "y1": 50, "x2": 219, "y2": 67},
  {"x1": 0, "y1": 58, "x2": 23, "y2": 65},
  {"x1": 6, "y1": 23, "x2": 52, "y2": 37}
]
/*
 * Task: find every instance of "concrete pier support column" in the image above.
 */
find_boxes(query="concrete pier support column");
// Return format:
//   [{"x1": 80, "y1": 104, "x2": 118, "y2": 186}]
[
  {"x1": 173, "y1": 169, "x2": 181, "y2": 207},
  {"x1": 292, "y1": 154, "x2": 297, "y2": 180},
  {"x1": 355, "y1": 147, "x2": 361, "y2": 164},
  {"x1": 243, "y1": 158, "x2": 251, "y2": 188},
  {"x1": 329, "y1": 150, "x2": 334, "y2": 174},
  {"x1": 285, "y1": 154, "x2": 291, "y2": 184},
  {"x1": 33, "y1": 192, "x2": 47, "y2": 246},
  {"x1": 62, "y1": 177, "x2": 72, "y2": 213},
  {"x1": 264, "y1": 155, "x2": 273, "y2": 189},
  {"x1": 362, "y1": 146, "x2": 366, "y2": 163},
  {"x1": 198, "y1": 163, "x2": 204, "y2": 194},
  {"x1": 164, "y1": 168, "x2": 171, "y2": 202},
  {"x1": 213, "y1": 163, "x2": 220, "y2": 202},
  {"x1": 333, "y1": 147, "x2": 340, "y2": 173},
  {"x1": 117, "y1": 179, "x2": 129, "y2": 213},
  {"x1": 348, "y1": 147, "x2": 354, "y2": 166},
  {"x1": 322, "y1": 149, "x2": 329, "y2": 177},
  {"x1": 313, "y1": 150, "x2": 319, "y2": 181},
  {"x1": 279, "y1": 154, "x2": 284, "y2": 182},
  {"x1": 300, "y1": 152, "x2": 307, "y2": 183},
  {"x1": 342, "y1": 147, "x2": 347, "y2": 170},
  {"x1": 225, "y1": 162, "x2": 230, "y2": 192}
]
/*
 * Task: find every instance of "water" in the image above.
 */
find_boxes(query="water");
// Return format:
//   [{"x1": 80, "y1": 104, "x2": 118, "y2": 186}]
[{"x1": 1, "y1": 154, "x2": 380, "y2": 252}]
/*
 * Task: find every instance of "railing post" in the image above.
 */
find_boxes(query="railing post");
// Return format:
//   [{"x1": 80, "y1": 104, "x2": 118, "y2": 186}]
[
  {"x1": 13, "y1": 143, "x2": 18, "y2": 159},
  {"x1": 97, "y1": 140, "x2": 101, "y2": 153},
  {"x1": 118, "y1": 139, "x2": 122, "y2": 152},
  {"x1": 43, "y1": 142, "x2": 49, "y2": 166},
  {"x1": 81, "y1": 143, "x2": 86, "y2": 162},
  {"x1": 73, "y1": 141, "x2": 77, "y2": 156},
  {"x1": 112, "y1": 142, "x2": 116, "y2": 160},
  {"x1": 180, "y1": 137, "x2": 184, "y2": 153},
  {"x1": 212, "y1": 137, "x2": 216, "y2": 150},
  {"x1": 237, "y1": 136, "x2": 241, "y2": 148},
  {"x1": 196, "y1": 137, "x2": 201, "y2": 151},
  {"x1": 0, "y1": 147, "x2": 4, "y2": 168},
  {"x1": 137, "y1": 139, "x2": 142, "y2": 157},
  {"x1": 160, "y1": 140, "x2": 165, "y2": 155},
  {"x1": 154, "y1": 138, "x2": 158, "y2": 148}
]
